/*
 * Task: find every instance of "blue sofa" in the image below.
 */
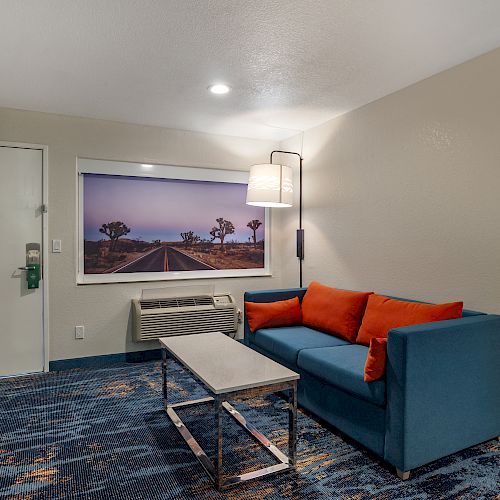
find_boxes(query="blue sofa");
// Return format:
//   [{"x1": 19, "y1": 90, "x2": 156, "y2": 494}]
[{"x1": 244, "y1": 287, "x2": 500, "y2": 479}]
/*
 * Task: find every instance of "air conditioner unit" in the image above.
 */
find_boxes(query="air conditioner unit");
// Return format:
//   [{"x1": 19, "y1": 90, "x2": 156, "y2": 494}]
[{"x1": 132, "y1": 286, "x2": 238, "y2": 341}]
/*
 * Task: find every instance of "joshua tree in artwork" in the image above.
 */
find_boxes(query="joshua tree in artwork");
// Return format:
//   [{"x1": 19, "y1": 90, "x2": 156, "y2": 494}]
[
  {"x1": 181, "y1": 231, "x2": 194, "y2": 247},
  {"x1": 247, "y1": 219, "x2": 262, "y2": 248},
  {"x1": 181, "y1": 231, "x2": 201, "y2": 247},
  {"x1": 210, "y1": 217, "x2": 235, "y2": 252},
  {"x1": 99, "y1": 221, "x2": 130, "y2": 251}
]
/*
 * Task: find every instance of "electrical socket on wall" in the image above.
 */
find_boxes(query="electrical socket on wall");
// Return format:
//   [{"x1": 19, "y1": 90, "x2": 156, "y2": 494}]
[{"x1": 75, "y1": 325, "x2": 85, "y2": 339}]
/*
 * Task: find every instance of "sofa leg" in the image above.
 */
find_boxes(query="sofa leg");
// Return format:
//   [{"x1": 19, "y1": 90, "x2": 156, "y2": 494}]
[{"x1": 396, "y1": 468, "x2": 411, "y2": 480}]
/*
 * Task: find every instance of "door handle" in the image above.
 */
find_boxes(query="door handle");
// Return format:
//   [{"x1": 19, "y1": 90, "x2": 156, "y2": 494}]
[
  {"x1": 22, "y1": 243, "x2": 41, "y2": 289},
  {"x1": 18, "y1": 263, "x2": 40, "y2": 288}
]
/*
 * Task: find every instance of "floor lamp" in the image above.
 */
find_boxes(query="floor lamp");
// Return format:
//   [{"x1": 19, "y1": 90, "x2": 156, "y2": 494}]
[{"x1": 246, "y1": 150, "x2": 304, "y2": 287}]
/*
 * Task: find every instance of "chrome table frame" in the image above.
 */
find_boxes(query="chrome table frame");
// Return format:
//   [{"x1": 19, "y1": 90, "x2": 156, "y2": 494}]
[{"x1": 161, "y1": 347, "x2": 298, "y2": 490}]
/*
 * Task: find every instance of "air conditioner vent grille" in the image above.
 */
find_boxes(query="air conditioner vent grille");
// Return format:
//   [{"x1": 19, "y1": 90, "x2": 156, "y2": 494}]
[
  {"x1": 132, "y1": 293, "x2": 237, "y2": 341},
  {"x1": 139, "y1": 309, "x2": 235, "y2": 340},
  {"x1": 139, "y1": 295, "x2": 214, "y2": 310}
]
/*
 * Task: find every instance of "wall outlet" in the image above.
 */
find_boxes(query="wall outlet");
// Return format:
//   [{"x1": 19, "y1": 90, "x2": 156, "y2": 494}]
[{"x1": 75, "y1": 325, "x2": 85, "y2": 339}]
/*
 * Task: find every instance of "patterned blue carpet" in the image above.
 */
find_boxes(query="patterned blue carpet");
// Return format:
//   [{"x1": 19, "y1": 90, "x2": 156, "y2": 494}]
[{"x1": 0, "y1": 360, "x2": 498, "y2": 499}]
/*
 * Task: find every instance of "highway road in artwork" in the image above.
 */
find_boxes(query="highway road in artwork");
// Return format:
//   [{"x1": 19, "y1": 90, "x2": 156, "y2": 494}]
[{"x1": 113, "y1": 246, "x2": 214, "y2": 273}]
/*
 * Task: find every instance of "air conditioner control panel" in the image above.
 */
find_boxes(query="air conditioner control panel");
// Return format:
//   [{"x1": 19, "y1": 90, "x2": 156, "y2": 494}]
[{"x1": 214, "y1": 294, "x2": 233, "y2": 306}]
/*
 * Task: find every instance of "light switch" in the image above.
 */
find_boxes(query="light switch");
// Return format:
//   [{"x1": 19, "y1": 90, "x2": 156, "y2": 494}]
[
  {"x1": 52, "y1": 239, "x2": 62, "y2": 253},
  {"x1": 75, "y1": 326, "x2": 85, "y2": 339}
]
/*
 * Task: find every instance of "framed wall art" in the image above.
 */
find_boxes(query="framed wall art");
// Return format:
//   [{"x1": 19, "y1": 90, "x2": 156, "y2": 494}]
[{"x1": 77, "y1": 158, "x2": 270, "y2": 284}]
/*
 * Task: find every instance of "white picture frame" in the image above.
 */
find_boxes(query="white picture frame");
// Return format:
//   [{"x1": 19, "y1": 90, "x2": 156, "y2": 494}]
[{"x1": 77, "y1": 158, "x2": 271, "y2": 284}]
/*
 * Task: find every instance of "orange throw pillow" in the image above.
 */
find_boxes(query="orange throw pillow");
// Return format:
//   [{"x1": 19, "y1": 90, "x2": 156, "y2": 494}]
[
  {"x1": 301, "y1": 281, "x2": 373, "y2": 342},
  {"x1": 364, "y1": 338, "x2": 388, "y2": 382},
  {"x1": 357, "y1": 294, "x2": 463, "y2": 346},
  {"x1": 245, "y1": 297, "x2": 302, "y2": 332}
]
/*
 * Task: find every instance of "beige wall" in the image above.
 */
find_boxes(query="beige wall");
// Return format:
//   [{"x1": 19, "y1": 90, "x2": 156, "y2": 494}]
[
  {"x1": 0, "y1": 108, "x2": 281, "y2": 361},
  {"x1": 281, "y1": 47, "x2": 500, "y2": 313},
  {"x1": 3, "y1": 45, "x2": 499, "y2": 362}
]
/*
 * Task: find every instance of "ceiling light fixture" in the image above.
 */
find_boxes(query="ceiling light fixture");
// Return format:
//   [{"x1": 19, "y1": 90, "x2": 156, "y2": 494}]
[
  {"x1": 208, "y1": 83, "x2": 231, "y2": 95},
  {"x1": 141, "y1": 164, "x2": 154, "y2": 169}
]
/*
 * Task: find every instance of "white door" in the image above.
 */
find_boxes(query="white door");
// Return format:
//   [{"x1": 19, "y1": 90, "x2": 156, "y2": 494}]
[{"x1": 0, "y1": 145, "x2": 45, "y2": 376}]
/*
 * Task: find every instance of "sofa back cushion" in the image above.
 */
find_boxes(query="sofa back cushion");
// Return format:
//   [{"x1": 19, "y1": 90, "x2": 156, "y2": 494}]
[
  {"x1": 245, "y1": 296, "x2": 302, "y2": 332},
  {"x1": 301, "y1": 281, "x2": 373, "y2": 342},
  {"x1": 357, "y1": 294, "x2": 463, "y2": 345}
]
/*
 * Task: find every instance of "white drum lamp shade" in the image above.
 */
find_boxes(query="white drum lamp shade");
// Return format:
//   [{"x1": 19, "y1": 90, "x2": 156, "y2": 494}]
[{"x1": 246, "y1": 163, "x2": 294, "y2": 207}]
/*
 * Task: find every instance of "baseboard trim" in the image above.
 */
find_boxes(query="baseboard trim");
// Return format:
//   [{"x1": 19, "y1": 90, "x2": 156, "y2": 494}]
[{"x1": 49, "y1": 349, "x2": 161, "y2": 371}]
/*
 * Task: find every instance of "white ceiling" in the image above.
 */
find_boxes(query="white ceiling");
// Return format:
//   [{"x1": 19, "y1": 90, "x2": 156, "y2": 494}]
[{"x1": 1, "y1": 0, "x2": 500, "y2": 140}]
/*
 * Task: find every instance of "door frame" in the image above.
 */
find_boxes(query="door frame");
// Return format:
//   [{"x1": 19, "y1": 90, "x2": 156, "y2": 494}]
[{"x1": 0, "y1": 141, "x2": 49, "y2": 373}]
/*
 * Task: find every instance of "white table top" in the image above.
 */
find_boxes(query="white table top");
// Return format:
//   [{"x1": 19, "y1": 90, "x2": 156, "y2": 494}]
[{"x1": 159, "y1": 332, "x2": 299, "y2": 394}]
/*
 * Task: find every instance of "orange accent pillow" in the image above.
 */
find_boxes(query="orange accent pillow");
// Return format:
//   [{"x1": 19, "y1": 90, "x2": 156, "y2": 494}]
[
  {"x1": 245, "y1": 297, "x2": 302, "y2": 333},
  {"x1": 357, "y1": 294, "x2": 463, "y2": 346},
  {"x1": 301, "y1": 281, "x2": 373, "y2": 342},
  {"x1": 364, "y1": 338, "x2": 388, "y2": 382}
]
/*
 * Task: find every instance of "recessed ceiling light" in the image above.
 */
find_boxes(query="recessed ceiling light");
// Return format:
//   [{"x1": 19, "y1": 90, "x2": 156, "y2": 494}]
[
  {"x1": 208, "y1": 83, "x2": 231, "y2": 95},
  {"x1": 141, "y1": 164, "x2": 154, "y2": 169}
]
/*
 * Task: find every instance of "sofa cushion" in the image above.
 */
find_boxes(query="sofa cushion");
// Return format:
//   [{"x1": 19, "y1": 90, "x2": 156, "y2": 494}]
[
  {"x1": 297, "y1": 344, "x2": 386, "y2": 406},
  {"x1": 388, "y1": 295, "x2": 483, "y2": 318},
  {"x1": 357, "y1": 294, "x2": 463, "y2": 346},
  {"x1": 301, "y1": 281, "x2": 373, "y2": 342},
  {"x1": 245, "y1": 297, "x2": 302, "y2": 332},
  {"x1": 251, "y1": 326, "x2": 349, "y2": 366},
  {"x1": 364, "y1": 338, "x2": 388, "y2": 382}
]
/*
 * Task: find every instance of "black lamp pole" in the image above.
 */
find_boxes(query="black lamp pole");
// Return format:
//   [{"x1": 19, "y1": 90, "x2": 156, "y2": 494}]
[{"x1": 269, "y1": 150, "x2": 304, "y2": 288}]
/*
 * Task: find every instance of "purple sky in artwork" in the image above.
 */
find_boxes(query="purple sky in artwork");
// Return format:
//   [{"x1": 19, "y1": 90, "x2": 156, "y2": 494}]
[{"x1": 83, "y1": 174, "x2": 265, "y2": 243}]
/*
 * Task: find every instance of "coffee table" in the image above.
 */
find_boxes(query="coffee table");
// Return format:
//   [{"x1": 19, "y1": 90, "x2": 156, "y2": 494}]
[{"x1": 159, "y1": 332, "x2": 299, "y2": 490}]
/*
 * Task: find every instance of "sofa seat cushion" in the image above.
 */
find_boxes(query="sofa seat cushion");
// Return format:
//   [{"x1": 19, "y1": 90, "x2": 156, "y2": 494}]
[
  {"x1": 252, "y1": 326, "x2": 349, "y2": 366},
  {"x1": 297, "y1": 345, "x2": 386, "y2": 406}
]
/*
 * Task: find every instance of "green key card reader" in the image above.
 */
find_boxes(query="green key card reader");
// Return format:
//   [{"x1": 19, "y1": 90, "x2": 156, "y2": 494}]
[{"x1": 19, "y1": 243, "x2": 41, "y2": 289}]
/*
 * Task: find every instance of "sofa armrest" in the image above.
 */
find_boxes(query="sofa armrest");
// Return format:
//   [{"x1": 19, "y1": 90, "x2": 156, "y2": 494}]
[
  {"x1": 384, "y1": 314, "x2": 500, "y2": 471},
  {"x1": 243, "y1": 288, "x2": 307, "y2": 346}
]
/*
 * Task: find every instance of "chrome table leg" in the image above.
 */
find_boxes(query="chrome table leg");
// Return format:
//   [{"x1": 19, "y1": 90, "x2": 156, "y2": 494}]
[
  {"x1": 161, "y1": 348, "x2": 168, "y2": 409},
  {"x1": 288, "y1": 381, "x2": 297, "y2": 466},
  {"x1": 214, "y1": 395, "x2": 223, "y2": 489},
  {"x1": 166, "y1": 405, "x2": 216, "y2": 482},
  {"x1": 163, "y1": 375, "x2": 297, "y2": 490}
]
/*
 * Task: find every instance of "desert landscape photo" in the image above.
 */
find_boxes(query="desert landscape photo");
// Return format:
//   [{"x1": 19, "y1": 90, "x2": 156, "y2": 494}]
[{"x1": 83, "y1": 174, "x2": 265, "y2": 274}]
